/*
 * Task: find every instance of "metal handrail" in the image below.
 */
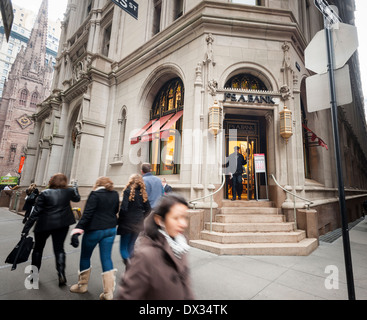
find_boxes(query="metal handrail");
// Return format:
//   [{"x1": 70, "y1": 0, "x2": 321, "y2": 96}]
[
  {"x1": 189, "y1": 173, "x2": 226, "y2": 232},
  {"x1": 269, "y1": 174, "x2": 313, "y2": 229}
]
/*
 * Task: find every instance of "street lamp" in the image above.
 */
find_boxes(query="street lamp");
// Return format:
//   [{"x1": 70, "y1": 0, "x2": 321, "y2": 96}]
[
  {"x1": 208, "y1": 100, "x2": 222, "y2": 137},
  {"x1": 279, "y1": 105, "x2": 293, "y2": 143}
]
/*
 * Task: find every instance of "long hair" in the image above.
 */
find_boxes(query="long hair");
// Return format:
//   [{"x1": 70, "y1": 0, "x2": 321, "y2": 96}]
[
  {"x1": 123, "y1": 174, "x2": 148, "y2": 202},
  {"x1": 94, "y1": 176, "x2": 114, "y2": 191},
  {"x1": 48, "y1": 173, "x2": 68, "y2": 189},
  {"x1": 28, "y1": 183, "x2": 37, "y2": 193},
  {"x1": 144, "y1": 193, "x2": 188, "y2": 240}
]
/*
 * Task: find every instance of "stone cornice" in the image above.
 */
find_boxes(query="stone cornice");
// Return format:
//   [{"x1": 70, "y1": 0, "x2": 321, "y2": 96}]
[{"x1": 113, "y1": 1, "x2": 306, "y2": 84}]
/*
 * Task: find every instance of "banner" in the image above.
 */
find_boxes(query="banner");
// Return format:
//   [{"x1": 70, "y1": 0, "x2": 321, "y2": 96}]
[
  {"x1": 0, "y1": 176, "x2": 18, "y2": 185},
  {"x1": 18, "y1": 156, "x2": 25, "y2": 173}
]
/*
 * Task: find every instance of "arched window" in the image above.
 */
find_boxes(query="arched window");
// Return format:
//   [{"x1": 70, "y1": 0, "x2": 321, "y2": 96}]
[
  {"x1": 114, "y1": 106, "x2": 127, "y2": 161},
  {"x1": 151, "y1": 77, "x2": 184, "y2": 118},
  {"x1": 150, "y1": 77, "x2": 184, "y2": 175},
  {"x1": 30, "y1": 92, "x2": 38, "y2": 107},
  {"x1": 225, "y1": 73, "x2": 267, "y2": 90},
  {"x1": 19, "y1": 89, "x2": 28, "y2": 106}
]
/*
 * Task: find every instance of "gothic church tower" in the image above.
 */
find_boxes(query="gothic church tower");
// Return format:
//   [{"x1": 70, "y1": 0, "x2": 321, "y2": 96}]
[{"x1": 0, "y1": 0, "x2": 53, "y2": 176}]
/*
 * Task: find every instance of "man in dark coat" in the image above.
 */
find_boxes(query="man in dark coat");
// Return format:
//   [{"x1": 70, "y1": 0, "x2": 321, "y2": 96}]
[{"x1": 227, "y1": 146, "x2": 247, "y2": 200}]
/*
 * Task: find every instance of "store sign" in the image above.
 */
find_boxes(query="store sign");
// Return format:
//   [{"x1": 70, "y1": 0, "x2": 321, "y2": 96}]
[
  {"x1": 223, "y1": 93, "x2": 276, "y2": 104},
  {"x1": 254, "y1": 154, "x2": 266, "y2": 173},
  {"x1": 0, "y1": 176, "x2": 18, "y2": 185},
  {"x1": 111, "y1": 0, "x2": 138, "y2": 20}
]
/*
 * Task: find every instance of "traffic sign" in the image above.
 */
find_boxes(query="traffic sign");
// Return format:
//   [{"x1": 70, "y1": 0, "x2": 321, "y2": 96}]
[
  {"x1": 305, "y1": 23, "x2": 358, "y2": 74},
  {"x1": 111, "y1": 0, "x2": 138, "y2": 20},
  {"x1": 306, "y1": 64, "x2": 352, "y2": 112}
]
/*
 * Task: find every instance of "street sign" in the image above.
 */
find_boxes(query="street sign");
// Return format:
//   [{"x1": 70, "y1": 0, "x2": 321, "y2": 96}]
[
  {"x1": 111, "y1": 0, "x2": 138, "y2": 20},
  {"x1": 0, "y1": 0, "x2": 14, "y2": 42},
  {"x1": 305, "y1": 23, "x2": 358, "y2": 74},
  {"x1": 306, "y1": 64, "x2": 352, "y2": 112}
]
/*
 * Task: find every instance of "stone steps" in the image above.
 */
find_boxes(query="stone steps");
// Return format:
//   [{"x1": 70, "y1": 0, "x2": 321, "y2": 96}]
[
  {"x1": 200, "y1": 230, "x2": 306, "y2": 243},
  {"x1": 189, "y1": 200, "x2": 318, "y2": 256},
  {"x1": 204, "y1": 221, "x2": 295, "y2": 233},
  {"x1": 189, "y1": 238, "x2": 319, "y2": 256}
]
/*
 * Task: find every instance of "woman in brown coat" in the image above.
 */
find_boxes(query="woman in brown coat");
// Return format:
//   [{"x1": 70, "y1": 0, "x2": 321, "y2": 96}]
[{"x1": 114, "y1": 193, "x2": 194, "y2": 300}]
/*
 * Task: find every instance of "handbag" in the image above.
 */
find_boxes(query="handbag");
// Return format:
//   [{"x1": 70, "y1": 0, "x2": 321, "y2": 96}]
[{"x1": 5, "y1": 235, "x2": 34, "y2": 270}]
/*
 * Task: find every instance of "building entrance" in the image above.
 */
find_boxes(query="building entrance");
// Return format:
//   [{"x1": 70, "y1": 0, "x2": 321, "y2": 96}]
[{"x1": 224, "y1": 116, "x2": 267, "y2": 200}]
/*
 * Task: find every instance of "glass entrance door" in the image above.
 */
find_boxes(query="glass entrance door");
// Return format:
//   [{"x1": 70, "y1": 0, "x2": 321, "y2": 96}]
[{"x1": 227, "y1": 137, "x2": 257, "y2": 200}]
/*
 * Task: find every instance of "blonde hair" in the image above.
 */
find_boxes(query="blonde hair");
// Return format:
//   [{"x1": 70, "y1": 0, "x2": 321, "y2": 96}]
[
  {"x1": 94, "y1": 176, "x2": 114, "y2": 191},
  {"x1": 123, "y1": 174, "x2": 148, "y2": 202}
]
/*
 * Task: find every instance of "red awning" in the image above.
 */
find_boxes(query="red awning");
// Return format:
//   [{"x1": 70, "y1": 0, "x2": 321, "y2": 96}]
[
  {"x1": 160, "y1": 111, "x2": 183, "y2": 139},
  {"x1": 140, "y1": 114, "x2": 174, "y2": 142},
  {"x1": 130, "y1": 119, "x2": 157, "y2": 145},
  {"x1": 302, "y1": 124, "x2": 328, "y2": 150}
]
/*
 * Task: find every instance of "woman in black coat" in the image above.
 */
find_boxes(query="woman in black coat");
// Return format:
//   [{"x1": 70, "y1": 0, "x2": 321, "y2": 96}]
[
  {"x1": 118, "y1": 174, "x2": 151, "y2": 266},
  {"x1": 70, "y1": 176, "x2": 120, "y2": 300},
  {"x1": 22, "y1": 173, "x2": 80, "y2": 286},
  {"x1": 22, "y1": 183, "x2": 39, "y2": 224}
]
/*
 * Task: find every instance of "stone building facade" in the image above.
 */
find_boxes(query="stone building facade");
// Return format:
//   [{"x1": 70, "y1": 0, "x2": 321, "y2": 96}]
[
  {"x1": 0, "y1": 0, "x2": 54, "y2": 177},
  {"x1": 21, "y1": 0, "x2": 367, "y2": 246}
]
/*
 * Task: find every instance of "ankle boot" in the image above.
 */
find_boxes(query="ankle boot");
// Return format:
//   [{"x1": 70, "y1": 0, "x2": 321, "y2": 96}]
[
  {"x1": 70, "y1": 268, "x2": 91, "y2": 293},
  {"x1": 99, "y1": 269, "x2": 117, "y2": 300},
  {"x1": 55, "y1": 252, "x2": 67, "y2": 286}
]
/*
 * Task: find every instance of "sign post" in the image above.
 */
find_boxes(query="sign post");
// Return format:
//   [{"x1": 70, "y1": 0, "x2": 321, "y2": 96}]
[
  {"x1": 254, "y1": 154, "x2": 268, "y2": 201},
  {"x1": 308, "y1": 0, "x2": 356, "y2": 300}
]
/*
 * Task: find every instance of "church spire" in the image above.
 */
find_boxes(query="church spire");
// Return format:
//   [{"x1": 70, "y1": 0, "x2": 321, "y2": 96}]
[{"x1": 23, "y1": 0, "x2": 49, "y2": 77}]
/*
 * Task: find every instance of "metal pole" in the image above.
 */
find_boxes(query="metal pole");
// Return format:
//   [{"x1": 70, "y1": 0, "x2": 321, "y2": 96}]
[{"x1": 324, "y1": 19, "x2": 355, "y2": 300}]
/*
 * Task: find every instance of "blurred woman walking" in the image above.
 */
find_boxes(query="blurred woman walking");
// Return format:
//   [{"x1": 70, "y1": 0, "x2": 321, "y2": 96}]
[{"x1": 115, "y1": 193, "x2": 194, "y2": 300}]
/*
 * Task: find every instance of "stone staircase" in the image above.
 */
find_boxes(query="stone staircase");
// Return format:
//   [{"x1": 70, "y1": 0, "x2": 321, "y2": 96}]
[{"x1": 189, "y1": 200, "x2": 318, "y2": 256}]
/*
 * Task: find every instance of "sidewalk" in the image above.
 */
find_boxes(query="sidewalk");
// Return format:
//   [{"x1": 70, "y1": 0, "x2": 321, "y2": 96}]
[{"x1": 0, "y1": 207, "x2": 366, "y2": 300}]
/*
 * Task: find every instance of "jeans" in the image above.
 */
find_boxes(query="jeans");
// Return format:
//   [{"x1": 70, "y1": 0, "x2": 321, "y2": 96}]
[
  {"x1": 232, "y1": 174, "x2": 243, "y2": 199},
  {"x1": 119, "y1": 233, "x2": 139, "y2": 260},
  {"x1": 80, "y1": 227, "x2": 116, "y2": 272}
]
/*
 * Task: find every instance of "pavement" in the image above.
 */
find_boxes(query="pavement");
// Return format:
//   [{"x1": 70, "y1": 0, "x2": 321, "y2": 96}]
[{"x1": 0, "y1": 206, "x2": 367, "y2": 301}]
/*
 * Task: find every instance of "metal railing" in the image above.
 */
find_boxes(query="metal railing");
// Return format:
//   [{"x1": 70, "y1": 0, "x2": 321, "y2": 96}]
[
  {"x1": 269, "y1": 174, "x2": 313, "y2": 228},
  {"x1": 189, "y1": 173, "x2": 226, "y2": 232}
]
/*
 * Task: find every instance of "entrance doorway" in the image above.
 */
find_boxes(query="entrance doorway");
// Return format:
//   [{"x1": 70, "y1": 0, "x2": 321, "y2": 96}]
[{"x1": 224, "y1": 116, "x2": 267, "y2": 200}]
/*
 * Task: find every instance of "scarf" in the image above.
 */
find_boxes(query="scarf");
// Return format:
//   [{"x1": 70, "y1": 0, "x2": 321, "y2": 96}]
[{"x1": 158, "y1": 228, "x2": 190, "y2": 259}]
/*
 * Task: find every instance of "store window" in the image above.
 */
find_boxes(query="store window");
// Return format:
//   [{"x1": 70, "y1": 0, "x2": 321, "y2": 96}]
[{"x1": 150, "y1": 78, "x2": 184, "y2": 175}]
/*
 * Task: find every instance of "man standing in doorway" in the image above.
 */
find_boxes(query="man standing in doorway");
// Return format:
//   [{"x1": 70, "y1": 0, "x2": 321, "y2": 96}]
[
  {"x1": 141, "y1": 163, "x2": 164, "y2": 208},
  {"x1": 228, "y1": 146, "x2": 246, "y2": 201}
]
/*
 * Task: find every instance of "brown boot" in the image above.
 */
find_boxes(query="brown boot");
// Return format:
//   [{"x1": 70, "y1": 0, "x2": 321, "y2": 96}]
[
  {"x1": 70, "y1": 268, "x2": 91, "y2": 293},
  {"x1": 99, "y1": 269, "x2": 117, "y2": 300}
]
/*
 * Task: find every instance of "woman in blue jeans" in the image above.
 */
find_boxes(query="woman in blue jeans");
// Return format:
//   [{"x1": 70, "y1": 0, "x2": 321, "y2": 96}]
[{"x1": 69, "y1": 176, "x2": 120, "y2": 300}]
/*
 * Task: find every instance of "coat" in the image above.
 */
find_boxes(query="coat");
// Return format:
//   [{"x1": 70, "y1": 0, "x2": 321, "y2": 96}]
[
  {"x1": 114, "y1": 232, "x2": 195, "y2": 300},
  {"x1": 226, "y1": 151, "x2": 246, "y2": 175},
  {"x1": 22, "y1": 187, "x2": 81, "y2": 234},
  {"x1": 22, "y1": 188, "x2": 39, "y2": 211},
  {"x1": 142, "y1": 172, "x2": 164, "y2": 208},
  {"x1": 117, "y1": 187, "x2": 151, "y2": 235},
  {"x1": 76, "y1": 188, "x2": 120, "y2": 232}
]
